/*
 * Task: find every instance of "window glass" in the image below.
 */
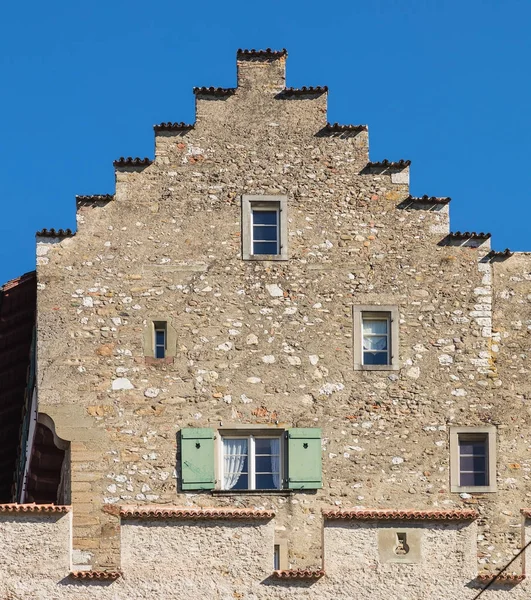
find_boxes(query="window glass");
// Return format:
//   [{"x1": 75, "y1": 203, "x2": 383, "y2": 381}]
[
  {"x1": 222, "y1": 435, "x2": 281, "y2": 490},
  {"x1": 252, "y1": 209, "x2": 279, "y2": 255},
  {"x1": 155, "y1": 328, "x2": 166, "y2": 358},
  {"x1": 459, "y1": 436, "x2": 487, "y2": 486},
  {"x1": 363, "y1": 317, "x2": 389, "y2": 365}
]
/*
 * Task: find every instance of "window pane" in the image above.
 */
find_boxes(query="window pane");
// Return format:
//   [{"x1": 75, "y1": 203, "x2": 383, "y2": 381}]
[
  {"x1": 230, "y1": 473, "x2": 249, "y2": 490},
  {"x1": 460, "y1": 471, "x2": 487, "y2": 486},
  {"x1": 223, "y1": 438, "x2": 249, "y2": 490},
  {"x1": 256, "y1": 455, "x2": 274, "y2": 472},
  {"x1": 155, "y1": 345, "x2": 165, "y2": 359},
  {"x1": 253, "y1": 225, "x2": 278, "y2": 241},
  {"x1": 253, "y1": 241, "x2": 278, "y2": 255},
  {"x1": 363, "y1": 319, "x2": 388, "y2": 335},
  {"x1": 155, "y1": 330, "x2": 165, "y2": 345},
  {"x1": 363, "y1": 335, "x2": 388, "y2": 351},
  {"x1": 460, "y1": 456, "x2": 486, "y2": 472},
  {"x1": 459, "y1": 442, "x2": 486, "y2": 456},
  {"x1": 255, "y1": 438, "x2": 280, "y2": 454},
  {"x1": 363, "y1": 351, "x2": 389, "y2": 365},
  {"x1": 256, "y1": 473, "x2": 279, "y2": 490},
  {"x1": 253, "y1": 210, "x2": 277, "y2": 225}
]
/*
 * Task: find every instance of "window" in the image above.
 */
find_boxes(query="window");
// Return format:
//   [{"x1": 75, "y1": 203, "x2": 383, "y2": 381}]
[
  {"x1": 450, "y1": 426, "x2": 497, "y2": 493},
  {"x1": 353, "y1": 305, "x2": 399, "y2": 370},
  {"x1": 142, "y1": 318, "x2": 177, "y2": 363},
  {"x1": 274, "y1": 545, "x2": 281, "y2": 570},
  {"x1": 242, "y1": 195, "x2": 288, "y2": 260},
  {"x1": 154, "y1": 323, "x2": 167, "y2": 359},
  {"x1": 222, "y1": 435, "x2": 282, "y2": 490},
  {"x1": 180, "y1": 427, "x2": 322, "y2": 491}
]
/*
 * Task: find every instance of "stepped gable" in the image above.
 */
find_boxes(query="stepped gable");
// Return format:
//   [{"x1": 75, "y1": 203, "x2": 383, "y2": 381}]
[
  {"x1": 75, "y1": 194, "x2": 114, "y2": 202},
  {"x1": 488, "y1": 248, "x2": 513, "y2": 258},
  {"x1": 448, "y1": 231, "x2": 491, "y2": 240},
  {"x1": 193, "y1": 87, "x2": 236, "y2": 96},
  {"x1": 282, "y1": 86, "x2": 328, "y2": 96},
  {"x1": 325, "y1": 122, "x2": 367, "y2": 132},
  {"x1": 0, "y1": 271, "x2": 36, "y2": 502},
  {"x1": 405, "y1": 194, "x2": 451, "y2": 204},
  {"x1": 367, "y1": 159, "x2": 411, "y2": 169}
]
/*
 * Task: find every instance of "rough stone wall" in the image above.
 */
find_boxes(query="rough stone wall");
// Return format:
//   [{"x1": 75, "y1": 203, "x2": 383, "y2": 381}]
[
  {"x1": 34, "y1": 49, "x2": 530, "y2": 576},
  {"x1": 2, "y1": 511, "x2": 531, "y2": 599}
]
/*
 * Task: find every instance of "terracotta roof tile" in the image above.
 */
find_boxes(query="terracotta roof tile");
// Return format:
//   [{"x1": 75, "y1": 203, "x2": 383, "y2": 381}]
[
  {"x1": 70, "y1": 571, "x2": 121, "y2": 581},
  {"x1": 0, "y1": 271, "x2": 36, "y2": 292},
  {"x1": 489, "y1": 248, "x2": 513, "y2": 258},
  {"x1": 154, "y1": 122, "x2": 194, "y2": 132},
  {"x1": 322, "y1": 508, "x2": 479, "y2": 521},
  {"x1": 36, "y1": 228, "x2": 74, "y2": 238},
  {"x1": 282, "y1": 86, "x2": 328, "y2": 95},
  {"x1": 405, "y1": 194, "x2": 451, "y2": 204},
  {"x1": 193, "y1": 87, "x2": 236, "y2": 96},
  {"x1": 272, "y1": 568, "x2": 325, "y2": 580},
  {"x1": 0, "y1": 503, "x2": 70, "y2": 514},
  {"x1": 75, "y1": 194, "x2": 114, "y2": 202},
  {"x1": 477, "y1": 573, "x2": 525, "y2": 584},
  {"x1": 325, "y1": 122, "x2": 368, "y2": 133},
  {"x1": 113, "y1": 157, "x2": 152, "y2": 168},
  {"x1": 237, "y1": 48, "x2": 287, "y2": 58},
  {"x1": 449, "y1": 231, "x2": 491, "y2": 240},
  {"x1": 520, "y1": 508, "x2": 531, "y2": 518},
  {"x1": 119, "y1": 506, "x2": 275, "y2": 520},
  {"x1": 367, "y1": 159, "x2": 411, "y2": 169}
]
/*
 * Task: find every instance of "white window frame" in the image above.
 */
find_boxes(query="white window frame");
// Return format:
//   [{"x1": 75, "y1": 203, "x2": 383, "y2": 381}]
[
  {"x1": 353, "y1": 305, "x2": 399, "y2": 371},
  {"x1": 450, "y1": 426, "x2": 497, "y2": 493},
  {"x1": 218, "y1": 432, "x2": 284, "y2": 491},
  {"x1": 242, "y1": 195, "x2": 288, "y2": 261}
]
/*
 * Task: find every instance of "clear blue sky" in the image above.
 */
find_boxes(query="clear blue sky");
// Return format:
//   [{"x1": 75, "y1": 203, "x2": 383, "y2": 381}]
[{"x1": 1, "y1": 0, "x2": 530, "y2": 284}]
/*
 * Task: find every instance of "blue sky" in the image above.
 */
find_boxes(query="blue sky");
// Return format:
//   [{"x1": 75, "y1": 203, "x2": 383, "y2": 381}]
[{"x1": 1, "y1": 0, "x2": 530, "y2": 284}]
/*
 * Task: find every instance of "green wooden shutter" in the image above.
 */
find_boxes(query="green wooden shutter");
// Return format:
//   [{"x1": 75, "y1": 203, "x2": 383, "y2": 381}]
[
  {"x1": 180, "y1": 428, "x2": 215, "y2": 490},
  {"x1": 287, "y1": 428, "x2": 322, "y2": 489}
]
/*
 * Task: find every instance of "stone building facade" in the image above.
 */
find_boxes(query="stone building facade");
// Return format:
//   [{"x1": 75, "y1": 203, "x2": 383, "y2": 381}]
[{"x1": 1, "y1": 48, "x2": 530, "y2": 599}]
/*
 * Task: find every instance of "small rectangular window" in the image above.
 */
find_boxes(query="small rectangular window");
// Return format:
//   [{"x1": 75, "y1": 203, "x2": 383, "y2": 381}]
[
  {"x1": 154, "y1": 323, "x2": 167, "y2": 359},
  {"x1": 353, "y1": 306, "x2": 399, "y2": 371},
  {"x1": 450, "y1": 427, "x2": 497, "y2": 493},
  {"x1": 274, "y1": 545, "x2": 280, "y2": 570},
  {"x1": 242, "y1": 195, "x2": 288, "y2": 261}
]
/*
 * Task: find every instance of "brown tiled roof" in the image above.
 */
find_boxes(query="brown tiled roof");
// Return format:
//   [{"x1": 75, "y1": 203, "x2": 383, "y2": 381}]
[
  {"x1": 449, "y1": 231, "x2": 491, "y2": 240},
  {"x1": 193, "y1": 87, "x2": 236, "y2": 96},
  {"x1": 119, "y1": 506, "x2": 275, "y2": 520},
  {"x1": 367, "y1": 159, "x2": 411, "y2": 168},
  {"x1": 70, "y1": 571, "x2": 121, "y2": 581},
  {"x1": 520, "y1": 508, "x2": 531, "y2": 518},
  {"x1": 272, "y1": 568, "x2": 325, "y2": 580},
  {"x1": 35, "y1": 228, "x2": 74, "y2": 238},
  {"x1": 489, "y1": 248, "x2": 513, "y2": 258},
  {"x1": 405, "y1": 194, "x2": 451, "y2": 204},
  {"x1": 237, "y1": 48, "x2": 287, "y2": 58},
  {"x1": 477, "y1": 573, "x2": 525, "y2": 584},
  {"x1": 154, "y1": 122, "x2": 194, "y2": 132},
  {"x1": 75, "y1": 194, "x2": 114, "y2": 202},
  {"x1": 325, "y1": 123, "x2": 368, "y2": 133},
  {"x1": 0, "y1": 503, "x2": 70, "y2": 514},
  {"x1": 282, "y1": 86, "x2": 328, "y2": 95},
  {"x1": 113, "y1": 157, "x2": 152, "y2": 168},
  {"x1": 322, "y1": 508, "x2": 479, "y2": 521}
]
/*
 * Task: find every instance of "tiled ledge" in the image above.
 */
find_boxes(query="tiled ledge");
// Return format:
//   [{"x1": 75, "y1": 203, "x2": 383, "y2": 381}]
[
  {"x1": 70, "y1": 571, "x2": 121, "y2": 581},
  {"x1": 322, "y1": 508, "x2": 479, "y2": 521},
  {"x1": 0, "y1": 503, "x2": 70, "y2": 514},
  {"x1": 477, "y1": 573, "x2": 525, "y2": 584},
  {"x1": 272, "y1": 568, "x2": 325, "y2": 580},
  {"x1": 119, "y1": 506, "x2": 275, "y2": 520}
]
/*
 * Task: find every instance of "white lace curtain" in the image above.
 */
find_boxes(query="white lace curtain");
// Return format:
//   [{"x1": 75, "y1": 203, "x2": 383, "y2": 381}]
[
  {"x1": 223, "y1": 438, "x2": 247, "y2": 490},
  {"x1": 270, "y1": 438, "x2": 281, "y2": 489}
]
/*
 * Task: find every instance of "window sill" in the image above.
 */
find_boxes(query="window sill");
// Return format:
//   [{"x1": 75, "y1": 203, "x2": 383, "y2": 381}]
[
  {"x1": 243, "y1": 254, "x2": 289, "y2": 262},
  {"x1": 212, "y1": 489, "x2": 293, "y2": 496},
  {"x1": 354, "y1": 364, "x2": 400, "y2": 371},
  {"x1": 451, "y1": 486, "x2": 497, "y2": 494},
  {"x1": 145, "y1": 356, "x2": 174, "y2": 366}
]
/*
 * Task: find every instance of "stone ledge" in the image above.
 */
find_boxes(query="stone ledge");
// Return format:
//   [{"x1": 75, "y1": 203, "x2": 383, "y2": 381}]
[
  {"x1": 322, "y1": 508, "x2": 479, "y2": 521},
  {"x1": 0, "y1": 503, "x2": 70, "y2": 514},
  {"x1": 119, "y1": 506, "x2": 275, "y2": 520},
  {"x1": 477, "y1": 573, "x2": 525, "y2": 584},
  {"x1": 69, "y1": 571, "x2": 121, "y2": 581},
  {"x1": 272, "y1": 569, "x2": 324, "y2": 580}
]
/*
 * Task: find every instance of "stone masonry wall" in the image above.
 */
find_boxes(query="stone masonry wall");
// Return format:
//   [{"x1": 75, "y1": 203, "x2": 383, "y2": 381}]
[{"x1": 34, "y1": 49, "x2": 531, "y2": 576}]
